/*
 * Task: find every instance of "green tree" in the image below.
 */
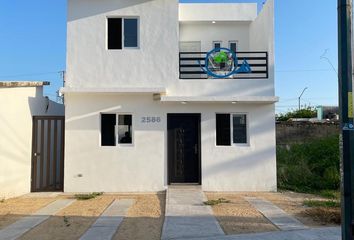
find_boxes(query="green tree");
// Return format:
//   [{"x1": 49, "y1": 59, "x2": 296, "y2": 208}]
[{"x1": 277, "y1": 107, "x2": 317, "y2": 121}]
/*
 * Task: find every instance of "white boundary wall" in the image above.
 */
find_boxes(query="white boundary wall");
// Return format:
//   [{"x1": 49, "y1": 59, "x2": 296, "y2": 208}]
[{"x1": 0, "y1": 86, "x2": 64, "y2": 199}]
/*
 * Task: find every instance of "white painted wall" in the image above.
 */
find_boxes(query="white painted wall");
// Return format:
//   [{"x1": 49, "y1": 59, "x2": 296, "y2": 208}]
[
  {"x1": 64, "y1": 94, "x2": 276, "y2": 192},
  {"x1": 180, "y1": 22, "x2": 251, "y2": 51},
  {"x1": 0, "y1": 86, "x2": 64, "y2": 199},
  {"x1": 66, "y1": 0, "x2": 275, "y2": 97},
  {"x1": 66, "y1": 0, "x2": 179, "y2": 89},
  {"x1": 179, "y1": 3, "x2": 257, "y2": 22},
  {"x1": 249, "y1": 0, "x2": 275, "y2": 95}
]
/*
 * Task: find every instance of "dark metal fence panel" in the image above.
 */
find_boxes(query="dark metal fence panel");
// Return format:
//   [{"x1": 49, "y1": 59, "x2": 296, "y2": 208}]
[
  {"x1": 179, "y1": 51, "x2": 268, "y2": 79},
  {"x1": 31, "y1": 116, "x2": 64, "y2": 192}
]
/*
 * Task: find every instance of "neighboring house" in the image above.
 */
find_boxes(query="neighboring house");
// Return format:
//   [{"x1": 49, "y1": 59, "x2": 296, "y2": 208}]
[
  {"x1": 62, "y1": 0, "x2": 278, "y2": 192},
  {"x1": 0, "y1": 82, "x2": 64, "y2": 199},
  {"x1": 316, "y1": 106, "x2": 339, "y2": 121}
]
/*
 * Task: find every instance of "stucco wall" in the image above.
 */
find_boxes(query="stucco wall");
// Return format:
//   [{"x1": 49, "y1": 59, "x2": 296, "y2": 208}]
[
  {"x1": 66, "y1": 0, "x2": 179, "y2": 89},
  {"x1": 0, "y1": 87, "x2": 64, "y2": 199},
  {"x1": 179, "y1": 3, "x2": 257, "y2": 22},
  {"x1": 180, "y1": 22, "x2": 251, "y2": 51},
  {"x1": 249, "y1": 0, "x2": 275, "y2": 95},
  {"x1": 64, "y1": 94, "x2": 276, "y2": 192},
  {"x1": 66, "y1": 0, "x2": 275, "y2": 98}
]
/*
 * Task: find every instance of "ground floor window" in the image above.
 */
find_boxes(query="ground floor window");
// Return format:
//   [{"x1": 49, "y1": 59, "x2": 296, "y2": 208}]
[
  {"x1": 216, "y1": 113, "x2": 248, "y2": 146},
  {"x1": 101, "y1": 113, "x2": 133, "y2": 146}
]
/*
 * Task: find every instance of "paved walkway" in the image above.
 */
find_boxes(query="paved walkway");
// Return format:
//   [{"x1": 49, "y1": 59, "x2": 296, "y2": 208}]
[
  {"x1": 80, "y1": 199, "x2": 135, "y2": 240},
  {"x1": 184, "y1": 227, "x2": 341, "y2": 240},
  {"x1": 245, "y1": 197, "x2": 307, "y2": 231},
  {"x1": 0, "y1": 199, "x2": 75, "y2": 240},
  {"x1": 161, "y1": 186, "x2": 224, "y2": 240}
]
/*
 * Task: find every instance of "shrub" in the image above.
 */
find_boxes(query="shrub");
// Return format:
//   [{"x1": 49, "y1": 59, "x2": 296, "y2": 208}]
[
  {"x1": 277, "y1": 107, "x2": 317, "y2": 121},
  {"x1": 204, "y1": 198, "x2": 230, "y2": 206},
  {"x1": 277, "y1": 135, "x2": 340, "y2": 192},
  {"x1": 74, "y1": 192, "x2": 103, "y2": 200}
]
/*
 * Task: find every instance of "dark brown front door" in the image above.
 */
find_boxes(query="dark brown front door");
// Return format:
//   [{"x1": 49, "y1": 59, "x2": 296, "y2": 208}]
[
  {"x1": 168, "y1": 114, "x2": 201, "y2": 184},
  {"x1": 31, "y1": 116, "x2": 65, "y2": 192}
]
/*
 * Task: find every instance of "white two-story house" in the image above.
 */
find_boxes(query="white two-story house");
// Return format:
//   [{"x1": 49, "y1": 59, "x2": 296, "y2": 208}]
[{"x1": 62, "y1": 0, "x2": 278, "y2": 192}]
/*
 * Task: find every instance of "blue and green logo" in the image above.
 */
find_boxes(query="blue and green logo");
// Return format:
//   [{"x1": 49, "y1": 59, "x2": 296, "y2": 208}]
[{"x1": 200, "y1": 48, "x2": 251, "y2": 78}]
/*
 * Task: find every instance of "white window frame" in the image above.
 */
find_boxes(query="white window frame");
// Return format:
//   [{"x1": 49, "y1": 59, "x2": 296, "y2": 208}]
[
  {"x1": 106, "y1": 16, "x2": 140, "y2": 50},
  {"x1": 100, "y1": 113, "x2": 134, "y2": 147},
  {"x1": 230, "y1": 113, "x2": 249, "y2": 146},
  {"x1": 228, "y1": 40, "x2": 239, "y2": 52},
  {"x1": 212, "y1": 41, "x2": 222, "y2": 49},
  {"x1": 215, "y1": 112, "x2": 249, "y2": 147},
  {"x1": 116, "y1": 113, "x2": 134, "y2": 146}
]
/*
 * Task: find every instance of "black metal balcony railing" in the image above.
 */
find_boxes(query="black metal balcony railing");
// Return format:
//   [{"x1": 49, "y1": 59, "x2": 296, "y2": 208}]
[{"x1": 179, "y1": 51, "x2": 268, "y2": 79}]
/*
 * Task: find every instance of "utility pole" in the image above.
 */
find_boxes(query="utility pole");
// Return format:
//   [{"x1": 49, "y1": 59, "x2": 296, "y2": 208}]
[
  {"x1": 338, "y1": 0, "x2": 354, "y2": 239},
  {"x1": 58, "y1": 70, "x2": 66, "y2": 104},
  {"x1": 298, "y1": 87, "x2": 308, "y2": 110}
]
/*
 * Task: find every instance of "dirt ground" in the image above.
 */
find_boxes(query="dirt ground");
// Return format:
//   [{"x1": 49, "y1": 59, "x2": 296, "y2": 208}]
[
  {"x1": 1, "y1": 191, "x2": 339, "y2": 239},
  {"x1": 113, "y1": 193, "x2": 165, "y2": 240},
  {"x1": 16, "y1": 193, "x2": 165, "y2": 240},
  {"x1": 206, "y1": 193, "x2": 278, "y2": 234},
  {"x1": 206, "y1": 191, "x2": 340, "y2": 235},
  {"x1": 0, "y1": 197, "x2": 58, "y2": 230},
  {"x1": 247, "y1": 191, "x2": 340, "y2": 227}
]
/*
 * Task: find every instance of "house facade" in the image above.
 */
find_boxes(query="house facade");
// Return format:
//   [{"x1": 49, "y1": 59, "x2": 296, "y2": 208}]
[{"x1": 62, "y1": 0, "x2": 278, "y2": 192}]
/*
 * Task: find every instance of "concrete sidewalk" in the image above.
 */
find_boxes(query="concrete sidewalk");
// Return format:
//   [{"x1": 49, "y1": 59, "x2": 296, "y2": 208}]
[
  {"x1": 80, "y1": 199, "x2": 135, "y2": 240},
  {"x1": 0, "y1": 199, "x2": 75, "y2": 240},
  {"x1": 161, "y1": 186, "x2": 224, "y2": 240},
  {"x1": 184, "y1": 227, "x2": 341, "y2": 240},
  {"x1": 245, "y1": 197, "x2": 307, "y2": 231}
]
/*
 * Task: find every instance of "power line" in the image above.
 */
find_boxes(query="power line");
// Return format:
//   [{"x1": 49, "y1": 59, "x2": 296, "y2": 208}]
[{"x1": 275, "y1": 68, "x2": 337, "y2": 73}]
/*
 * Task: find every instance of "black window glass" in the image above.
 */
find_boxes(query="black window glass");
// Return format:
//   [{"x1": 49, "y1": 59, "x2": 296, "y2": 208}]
[
  {"x1": 230, "y1": 42, "x2": 237, "y2": 53},
  {"x1": 233, "y1": 114, "x2": 247, "y2": 144},
  {"x1": 118, "y1": 115, "x2": 132, "y2": 144},
  {"x1": 214, "y1": 42, "x2": 221, "y2": 51},
  {"x1": 124, "y1": 19, "x2": 138, "y2": 48},
  {"x1": 101, "y1": 114, "x2": 116, "y2": 146},
  {"x1": 108, "y1": 18, "x2": 122, "y2": 49},
  {"x1": 216, "y1": 114, "x2": 231, "y2": 146}
]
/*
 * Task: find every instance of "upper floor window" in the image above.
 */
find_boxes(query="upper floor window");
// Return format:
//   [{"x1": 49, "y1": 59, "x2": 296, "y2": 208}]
[
  {"x1": 213, "y1": 41, "x2": 222, "y2": 50},
  {"x1": 229, "y1": 41, "x2": 238, "y2": 53},
  {"x1": 108, "y1": 17, "x2": 139, "y2": 50}
]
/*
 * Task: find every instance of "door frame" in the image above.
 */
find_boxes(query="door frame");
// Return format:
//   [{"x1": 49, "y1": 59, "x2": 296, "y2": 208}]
[
  {"x1": 167, "y1": 113, "x2": 202, "y2": 185},
  {"x1": 31, "y1": 116, "x2": 65, "y2": 192}
]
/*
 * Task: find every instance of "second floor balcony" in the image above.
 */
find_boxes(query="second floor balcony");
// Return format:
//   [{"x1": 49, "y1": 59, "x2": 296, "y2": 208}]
[{"x1": 179, "y1": 51, "x2": 268, "y2": 80}]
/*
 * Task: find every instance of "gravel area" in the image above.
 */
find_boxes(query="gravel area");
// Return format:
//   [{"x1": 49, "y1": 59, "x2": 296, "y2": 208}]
[
  {"x1": 8, "y1": 193, "x2": 165, "y2": 240},
  {"x1": 113, "y1": 193, "x2": 165, "y2": 240},
  {"x1": 205, "y1": 193, "x2": 278, "y2": 235},
  {"x1": 243, "y1": 192, "x2": 340, "y2": 227},
  {"x1": 0, "y1": 197, "x2": 57, "y2": 230}
]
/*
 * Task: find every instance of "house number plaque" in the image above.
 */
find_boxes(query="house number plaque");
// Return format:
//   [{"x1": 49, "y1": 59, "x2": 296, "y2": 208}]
[{"x1": 141, "y1": 117, "x2": 161, "y2": 123}]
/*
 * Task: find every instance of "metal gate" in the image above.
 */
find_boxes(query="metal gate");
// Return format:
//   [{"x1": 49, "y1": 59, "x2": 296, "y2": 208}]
[{"x1": 31, "y1": 116, "x2": 65, "y2": 192}]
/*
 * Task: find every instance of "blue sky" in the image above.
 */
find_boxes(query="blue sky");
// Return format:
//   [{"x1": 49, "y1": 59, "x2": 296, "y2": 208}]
[{"x1": 0, "y1": 0, "x2": 338, "y2": 113}]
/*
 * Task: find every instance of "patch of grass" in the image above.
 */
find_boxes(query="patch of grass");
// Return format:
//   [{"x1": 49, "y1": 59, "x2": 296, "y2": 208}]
[
  {"x1": 318, "y1": 190, "x2": 340, "y2": 200},
  {"x1": 204, "y1": 198, "x2": 230, "y2": 206},
  {"x1": 303, "y1": 199, "x2": 340, "y2": 208},
  {"x1": 302, "y1": 208, "x2": 341, "y2": 224},
  {"x1": 277, "y1": 135, "x2": 340, "y2": 192},
  {"x1": 63, "y1": 216, "x2": 71, "y2": 227},
  {"x1": 74, "y1": 192, "x2": 103, "y2": 200}
]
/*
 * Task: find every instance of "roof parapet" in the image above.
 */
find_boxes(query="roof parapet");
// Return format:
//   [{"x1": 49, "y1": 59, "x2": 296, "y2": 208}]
[{"x1": 0, "y1": 81, "x2": 50, "y2": 88}]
